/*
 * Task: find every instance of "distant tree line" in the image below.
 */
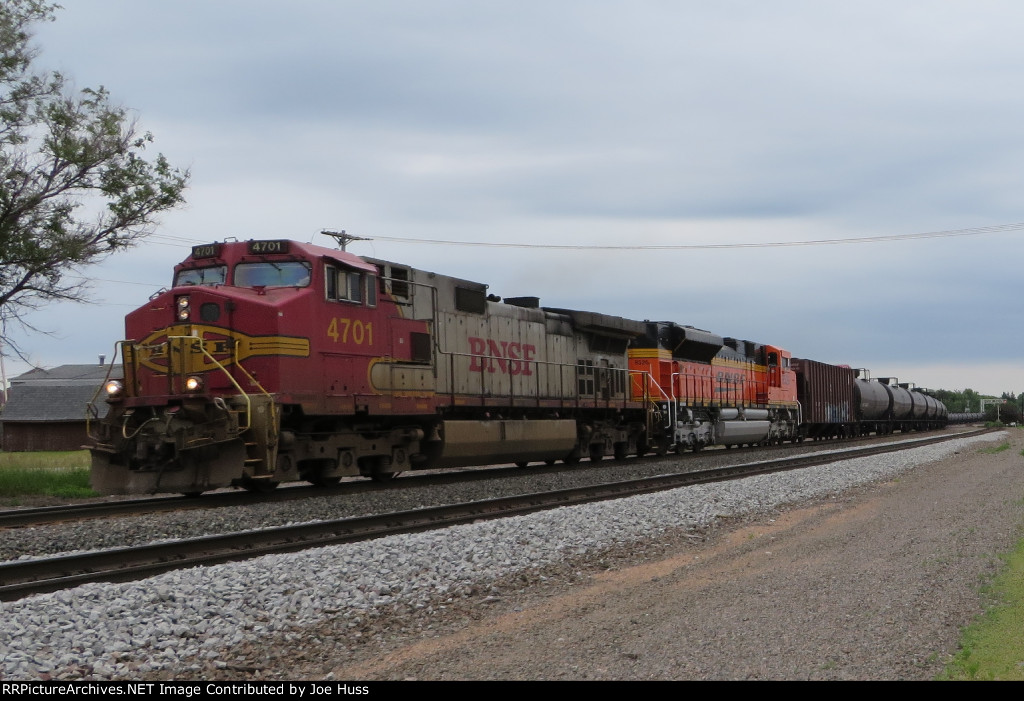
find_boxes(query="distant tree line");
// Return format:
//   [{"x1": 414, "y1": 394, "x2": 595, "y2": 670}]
[{"x1": 931, "y1": 388, "x2": 1023, "y2": 424}]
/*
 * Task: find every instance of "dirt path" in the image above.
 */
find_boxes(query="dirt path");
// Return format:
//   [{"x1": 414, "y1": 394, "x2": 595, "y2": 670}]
[{"x1": 311, "y1": 431, "x2": 1024, "y2": 680}]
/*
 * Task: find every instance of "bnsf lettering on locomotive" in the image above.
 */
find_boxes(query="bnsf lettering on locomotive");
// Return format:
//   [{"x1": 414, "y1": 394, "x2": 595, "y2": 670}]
[{"x1": 467, "y1": 336, "x2": 536, "y2": 375}]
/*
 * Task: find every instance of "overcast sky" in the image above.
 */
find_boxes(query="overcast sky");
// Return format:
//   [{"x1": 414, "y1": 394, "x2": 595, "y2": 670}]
[{"x1": 3, "y1": 1, "x2": 1022, "y2": 398}]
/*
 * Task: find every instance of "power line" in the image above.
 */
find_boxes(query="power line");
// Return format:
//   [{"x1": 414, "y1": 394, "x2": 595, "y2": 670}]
[
  {"x1": 46, "y1": 221, "x2": 1023, "y2": 293},
  {"x1": 365, "y1": 222, "x2": 1024, "y2": 250}
]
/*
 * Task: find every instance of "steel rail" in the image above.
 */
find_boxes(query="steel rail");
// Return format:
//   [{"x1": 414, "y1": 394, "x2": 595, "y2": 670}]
[
  {"x1": 0, "y1": 428, "x2": 982, "y2": 529},
  {"x1": 0, "y1": 428, "x2": 992, "y2": 602}
]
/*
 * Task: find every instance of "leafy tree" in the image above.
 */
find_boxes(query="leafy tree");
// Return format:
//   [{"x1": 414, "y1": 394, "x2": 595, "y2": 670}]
[
  {"x1": 932, "y1": 388, "x2": 983, "y2": 414},
  {"x1": 0, "y1": 1, "x2": 188, "y2": 353},
  {"x1": 997, "y1": 401, "x2": 1023, "y2": 424}
]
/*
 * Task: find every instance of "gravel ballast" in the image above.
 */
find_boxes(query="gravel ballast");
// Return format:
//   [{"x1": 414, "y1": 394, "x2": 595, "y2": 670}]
[{"x1": 1, "y1": 430, "x2": 1020, "y2": 680}]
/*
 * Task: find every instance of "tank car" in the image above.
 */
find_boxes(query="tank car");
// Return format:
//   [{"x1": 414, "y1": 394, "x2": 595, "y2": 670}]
[
  {"x1": 794, "y1": 364, "x2": 949, "y2": 438},
  {"x1": 948, "y1": 412, "x2": 984, "y2": 423}
]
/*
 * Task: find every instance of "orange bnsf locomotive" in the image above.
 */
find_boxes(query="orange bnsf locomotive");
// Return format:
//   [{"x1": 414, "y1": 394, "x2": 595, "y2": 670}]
[{"x1": 88, "y1": 239, "x2": 945, "y2": 495}]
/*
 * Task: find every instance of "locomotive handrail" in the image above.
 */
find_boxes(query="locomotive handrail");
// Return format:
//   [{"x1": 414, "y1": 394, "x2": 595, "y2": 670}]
[
  {"x1": 226, "y1": 345, "x2": 281, "y2": 458},
  {"x1": 85, "y1": 341, "x2": 124, "y2": 443},
  {"x1": 394, "y1": 276, "x2": 640, "y2": 412},
  {"x1": 441, "y1": 349, "x2": 637, "y2": 409},
  {"x1": 633, "y1": 369, "x2": 672, "y2": 430},
  {"x1": 376, "y1": 272, "x2": 437, "y2": 321},
  {"x1": 165, "y1": 334, "x2": 254, "y2": 432}
]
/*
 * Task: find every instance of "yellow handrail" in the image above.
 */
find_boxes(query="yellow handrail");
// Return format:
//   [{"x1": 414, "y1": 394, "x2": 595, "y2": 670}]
[
  {"x1": 166, "y1": 335, "x2": 254, "y2": 432},
  {"x1": 85, "y1": 342, "x2": 123, "y2": 443}
]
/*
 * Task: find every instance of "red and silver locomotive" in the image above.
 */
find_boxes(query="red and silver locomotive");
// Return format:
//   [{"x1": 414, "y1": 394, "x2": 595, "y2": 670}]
[{"x1": 88, "y1": 239, "x2": 945, "y2": 495}]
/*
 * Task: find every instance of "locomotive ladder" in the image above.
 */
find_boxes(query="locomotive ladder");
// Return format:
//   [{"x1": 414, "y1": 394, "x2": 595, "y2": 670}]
[
  {"x1": 629, "y1": 369, "x2": 672, "y2": 437},
  {"x1": 169, "y1": 335, "x2": 281, "y2": 481}
]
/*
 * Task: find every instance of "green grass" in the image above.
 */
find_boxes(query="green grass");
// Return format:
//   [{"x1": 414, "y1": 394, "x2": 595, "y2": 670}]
[
  {"x1": 0, "y1": 450, "x2": 97, "y2": 499},
  {"x1": 981, "y1": 442, "x2": 1011, "y2": 454},
  {"x1": 940, "y1": 537, "x2": 1024, "y2": 680}
]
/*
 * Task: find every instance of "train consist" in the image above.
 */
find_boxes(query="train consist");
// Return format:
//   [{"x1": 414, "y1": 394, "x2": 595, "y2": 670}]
[{"x1": 88, "y1": 239, "x2": 948, "y2": 495}]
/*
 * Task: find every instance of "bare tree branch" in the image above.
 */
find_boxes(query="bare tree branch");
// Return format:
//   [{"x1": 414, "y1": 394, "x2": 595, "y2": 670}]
[{"x1": 0, "y1": 1, "x2": 188, "y2": 353}]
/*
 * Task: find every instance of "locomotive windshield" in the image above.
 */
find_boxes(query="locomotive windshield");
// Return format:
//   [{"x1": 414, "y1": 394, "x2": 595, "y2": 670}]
[
  {"x1": 174, "y1": 265, "x2": 227, "y2": 287},
  {"x1": 234, "y1": 261, "x2": 311, "y2": 288}
]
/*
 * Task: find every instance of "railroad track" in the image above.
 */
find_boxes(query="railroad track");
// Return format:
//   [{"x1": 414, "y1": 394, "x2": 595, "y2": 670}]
[
  {"x1": 0, "y1": 464, "x2": 549, "y2": 528},
  {"x1": 0, "y1": 428, "x2": 992, "y2": 602},
  {"x1": 0, "y1": 428, "x2": 978, "y2": 529}
]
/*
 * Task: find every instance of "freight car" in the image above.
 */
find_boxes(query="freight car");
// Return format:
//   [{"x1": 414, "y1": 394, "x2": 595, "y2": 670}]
[
  {"x1": 948, "y1": 413, "x2": 985, "y2": 423},
  {"x1": 87, "y1": 239, "x2": 947, "y2": 495},
  {"x1": 792, "y1": 360, "x2": 948, "y2": 439}
]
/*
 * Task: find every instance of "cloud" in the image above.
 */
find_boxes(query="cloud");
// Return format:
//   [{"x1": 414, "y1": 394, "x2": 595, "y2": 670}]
[{"x1": 5, "y1": 1, "x2": 1021, "y2": 398}]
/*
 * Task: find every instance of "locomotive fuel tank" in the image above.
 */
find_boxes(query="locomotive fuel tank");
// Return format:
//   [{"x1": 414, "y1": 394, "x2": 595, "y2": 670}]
[
  {"x1": 715, "y1": 421, "x2": 771, "y2": 445},
  {"x1": 714, "y1": 408, "x2": 771, "y2": 445}
]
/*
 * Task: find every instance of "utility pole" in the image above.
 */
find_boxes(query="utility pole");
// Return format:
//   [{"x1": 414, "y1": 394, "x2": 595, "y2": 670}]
[
  {"x1": 0, "y1": 339, "x2": 7, "y2": 406},
  {"x1": 321, "y1": 230, "x2": 371, "y2": 251}
]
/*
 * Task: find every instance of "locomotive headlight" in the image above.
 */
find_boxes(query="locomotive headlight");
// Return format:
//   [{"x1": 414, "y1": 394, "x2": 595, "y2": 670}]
[
  {"x1": 184, "y1": 376, "x2": 203, "y2": 392},
  {"x1": 104, "y1": 379, "x2": 124, "y2": 397},
  {"x1": 176, "y1": 295, "x2": 191, "y2": 321}
]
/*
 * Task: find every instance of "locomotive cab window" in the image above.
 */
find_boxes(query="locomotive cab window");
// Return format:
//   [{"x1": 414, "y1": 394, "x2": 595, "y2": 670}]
[
  {"x1": 326, "y1": 264, "x2": 364, "y2": 303},
  {"x1": 175, "y1": 265, "x2": 227, "y2": 287},
  {"x1": 234, "y1": 261, "x2": 311, "y2": 288}
]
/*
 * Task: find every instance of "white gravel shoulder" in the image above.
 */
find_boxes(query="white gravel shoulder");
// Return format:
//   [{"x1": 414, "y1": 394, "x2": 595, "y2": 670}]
[{"x1": 0, "y1": 432, "x2": 1003, "y2": 680}]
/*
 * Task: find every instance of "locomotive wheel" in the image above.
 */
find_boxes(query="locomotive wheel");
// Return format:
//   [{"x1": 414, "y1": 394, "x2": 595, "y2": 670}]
[
  {"x1": 241, "y1": 477, "x2": 280, "y2": 493},
  {"x1": 370, "y1": 471, "x2": 402, "y2": 483},
  {"x1": 516, "y1": 461, "x2": 529, "y2": 468},
  {"x1": 589, "y1": 444, "x2": 603, "y2": 462},
  {"x1": 310, "y1": 476, "x2": 342, "y2": 487},
  {"x1": 613, "y1": 443, "x2": 627, "y2": 461}
]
